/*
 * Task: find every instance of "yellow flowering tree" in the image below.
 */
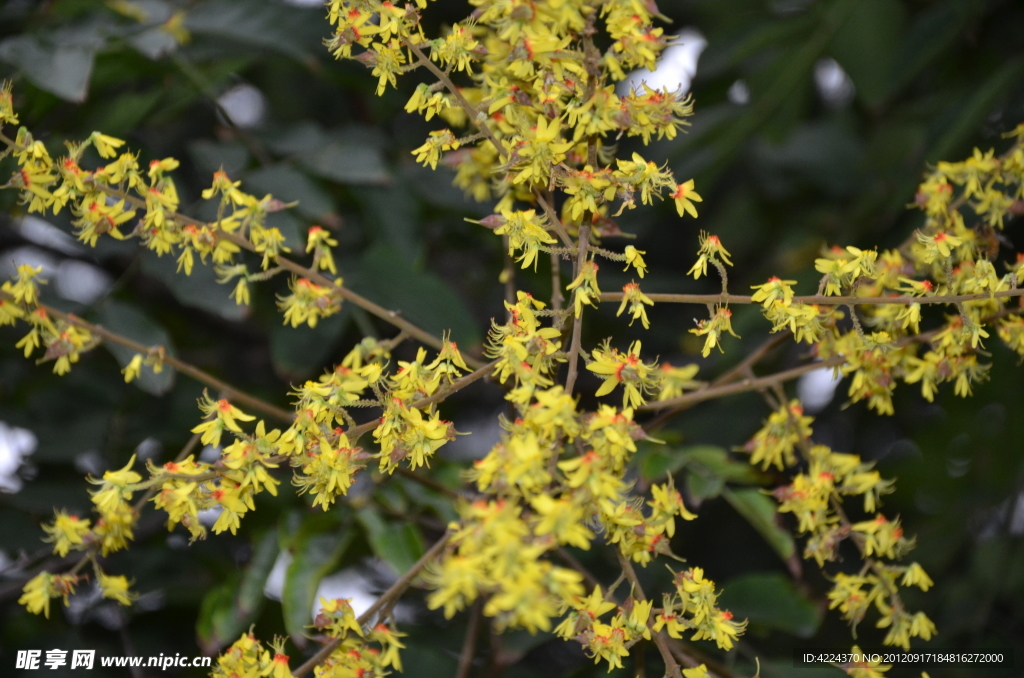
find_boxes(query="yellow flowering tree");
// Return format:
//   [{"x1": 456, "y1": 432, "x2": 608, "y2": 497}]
[{"x1": 1, "y1": 1, "x2": 1024, "y2": 677}]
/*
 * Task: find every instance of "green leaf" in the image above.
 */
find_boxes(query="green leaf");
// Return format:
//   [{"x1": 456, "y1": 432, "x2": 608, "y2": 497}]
[
  {"x1": 639, "y1": 446, "x2": 688, "y2": 482},
  {"x1": 299, "y1": 139, "x2": 391, "y2": 186},
  {"x1": 723, "y1": 487, "x2": 796, "y2": 562},
  {"x1": 686, "y1": 471, "x2": 725, "y2": 502},
  {"x1": 188, "y1": 140, "x2": 251, "y2": 178},
  {"x1": 237, "y1": 531, "x2": 281, "y2": 622},
  {"x1": 244, "y1": 164, "x2": 335, "y2": 221},
  {"x1": 269, "y1": 307, "x2": 350, "y2": 380},
  {"x1": 752, "y1": 122, "x2": 865, "y2": 198},
  {"x1": 85, "y1": 89, "x2": 163, "y2": 137},
  {"x1": 827, "y1": 0, "x2": 903, "y2": 106},
  {"x1": 639, "y1": 444, "x2": 762, "y2": 486},
  {"x1": 357, "y1": 507, "x2": 425, "y2": 575},
  {"x1": 184, "y1": 0, "x2": 325, "y2": 62},
  {"x1": 196, "y1": 531, "x2": 279, "y2": 652},
  {"x1": 129, "y1": 27, "x2": 179, "y2": 60},
  {"x1": 93, "y1": 299, "x2": 176, "y2": 396},
  {"x1": 354, "y1": 243, "x2": 482, "y2": 349},
  {"x1": 140, "y1": 249, "x2": 248, "y2": 321},
  {"x1": 681, "y1": 445, "x2": 764, "y2": 484},
  {"x1": 399, "y1": 641, "x2": 458, "y2": 678},
  {"x1": 927, "y1": 56, "x2": 1024, "y2": 164},
  {"x1": 120, "y1": 2, "x2": 177, "y2": 58},
  {"x1": 195, "y1": 578, "x2": 238, "y2": 655},
  {"x1": 281, "y1": 525, "x2": 353, "y2": 647},
  {"x1": 0, "y1": 26, "x2": 106, "y2": 102},
  {"x1": 699, "y1": 15, "x2": 814, "y2": 80},
  {"x1": 718, "y1": 572, "x2": 822, "y2": 637},
  {"x1": 356, "y1": 186, "x2": 420, "y2": 260},
  {"x1": 402, "y1": 163, "x2": 488, "y2": 215},
  {"x1": 886, "y1": 0, "x2": 984, "y2": 97}
]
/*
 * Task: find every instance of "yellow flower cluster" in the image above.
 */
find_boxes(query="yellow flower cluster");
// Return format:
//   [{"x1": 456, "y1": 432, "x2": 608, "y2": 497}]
[
  {"x1": 210, "y1": 621, "x2": 403, "y2": 678},
  {"x1": 4, "y1": 0, "x2": 1024, "y2": 665},
  {"x1": 742, "y1": 403, "x2": 934, "y2": 650},
  {"x1": 0, "y1": 265, "x2": 96, "y2": 374},
  {"x1": 0, "y1": 113, "x2": 332, "y2": 336},
  {"x1": 653, "y1": 568, "x2": 746, "y2": 651}
]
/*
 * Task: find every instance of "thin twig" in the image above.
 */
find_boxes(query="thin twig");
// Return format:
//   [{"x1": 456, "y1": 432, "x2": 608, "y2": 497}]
[
  {"x1": 132, "y1": 433, "x2": 202, "y2": 513},
  {"x1": 346, "y1": 359, "x2": 499, "y2": 440},
  {"x1": 400, "y1": 39, "x2": 574, "y2": 249},
  {"x1": 640, "y1": 357, "x2": 844, "y2": 412},
  {"x1": 614, "y1": 549, "x2": 684, "y2": 678},
  {"x1": 4, "y1": 292, "x2": 294, "y2": 422},
  {"x1": 0, "y1": 131, "x2": 478, "y2": 367},
  {"x1": 455, "y1": 600, "x2": 483, "y2": 678},
  {"x1": 599, "y1": 288, "x2": 1024, "y2": 307},
  {"x1": 291, "y1": 530, "x2": 452, "y2": 677},
  {"x1": 550, "y1": 250, "x2": 564, "y2": 315},
  {"x1": 644, "y1": 332, "x2": 791, "y2": 433},
  {"x1": 564, "y1": 224, "x2": 590, "y2": 395}
]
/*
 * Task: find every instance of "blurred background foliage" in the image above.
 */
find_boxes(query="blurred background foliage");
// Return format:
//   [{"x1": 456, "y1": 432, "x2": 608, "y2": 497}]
[{"x1": 1, "y1": 0, "x2": 1023, "y2": 676}]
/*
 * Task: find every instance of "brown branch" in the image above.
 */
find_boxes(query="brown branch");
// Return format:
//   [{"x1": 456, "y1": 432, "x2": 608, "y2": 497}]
[
  {"x1": 563, "y1": 224, "x2": 590, "y2": 395},
  {"x1": 0, "y1": 130, "x2": 481, "y2": 368},
  {"x1": 614, "y1": 549, "x2": 683, "y2": 678},
  {"x1": 455, "y1": 600, "x2": 483, "y2": 678},
  {"x1": 345, "y1": 359, "x2": 499, "y2": 440},
  {"x1": 132, "y1": 433, "x2": 202, "y2": 513},
  {"x1": 644, "y1": 332, "x2": 792, "y2": 433},
  {"x1": 226, "y1": 231, "x2": 486, "y2": 368},
  {"x1": 400, "y1": 39, "x2": 574, "y2": 250},
  {"x1": 640, "y1": 357, "x2": 844, "y2": 412},
  {"x1": 600, "y1": 288, "x2": 1024, "y2": 307},
  {"x1": 291, "y1": 529, "x2": 452, "y2": 677},
  {"x1": 8, "y1": 293, "x2": 295, "y2": 422},
  {"x1": 550, "y1": 250, "x2": 564, "y2": 314}
]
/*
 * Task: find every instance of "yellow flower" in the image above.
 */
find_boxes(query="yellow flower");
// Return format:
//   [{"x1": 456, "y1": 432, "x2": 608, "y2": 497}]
[
  {"x1": 191, "y1": 393, "x2": 257, "y2": 448},
  {"x1": 689, "y1": 306, "x2": 740, "y2": 357},
  {"x1": 657, "y1": 362, "x2": 700, "y2": 401},
  {"x1": 616, "y1": 282, "x2": 653, "y2": 329},
  {"x1": 0, "y1": 80, "x2": 18, "y2": 125},
  {"x1": 587, "y1": 340, "x2": 658, "y2": 409},
  {"x1": 89, "y1": 132, "x2": 126, "y2": 158},
  {"x1": 97, "y1": 571, "x2": 136, "y2": 606},
  {"x1": 370, "y1": 623, "x2": 407, "y2": 670},
  {"x1": 901, "y1": 562, "x2": 933, "y2": 591},
  {"x1": 41, "y1": 511, "x2": 91, "y2": 557},
  {"x1": 18, "y1": 572, "x2": 79, "y2": 618},
  {"x1": 623, "y1": 245, "x2": 647, "y2": 277},
  {"x1": 845, "y1": 644, "x2": 891, "y2": 678},
  {"x1": 412, "y1": 129, "x2": 460, "y2": 169},
  {"x1": 530, "y1": 495, "x2": 594, "y2": 548},
  {"x1": 750, "y1": 277, "x2": 797, "y2": 308},
  {"x1": 565, "y1": 260, "x2": 601, "y2": 318},
  {"x1": 914, "y1": 230, "x2": 962, "y2": 262},
  {"x1": 493, "y1": 209, "x2": 557, "y2": 270},
  {"x1": 305, "y1": 225, "x2": 338, "y2": 274},
  {"x1": 88, "y1": 455, "x2": 142, "y2": 514},
  {"x1": 122, "y1": 354, "x2": 144, "y2": 383},
  {"x1": 687, "y1": 231, "x2": 732, "y2": 279},
  {"x1": 671, "y1": 179, "x2": 702, "y2": 218},
  {"x1": 315, "y1": 597, "x2": 364, "y2": 637}
]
